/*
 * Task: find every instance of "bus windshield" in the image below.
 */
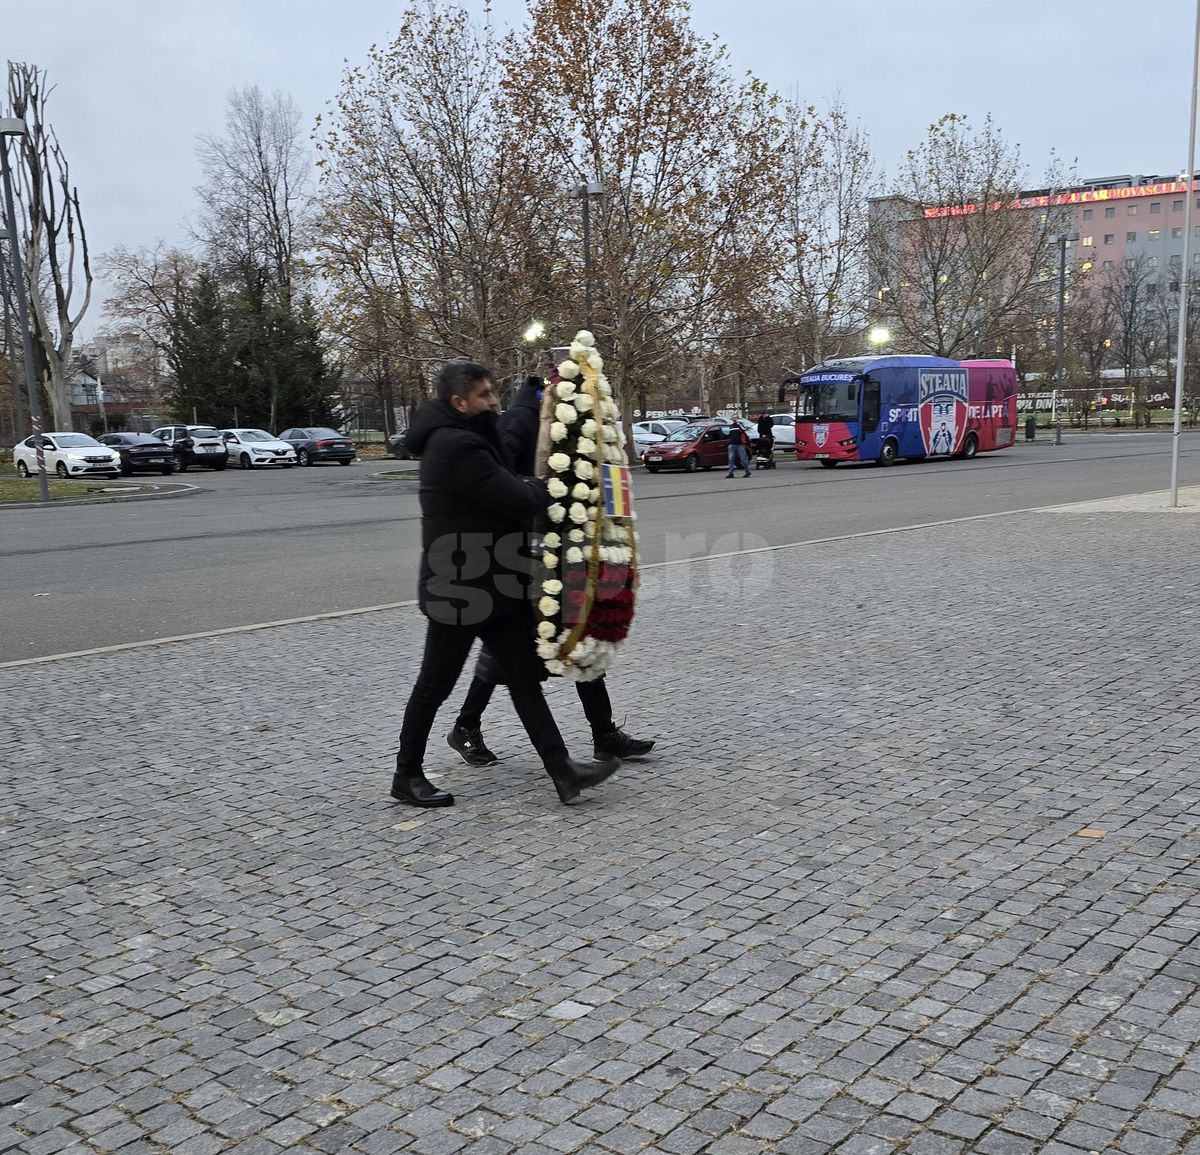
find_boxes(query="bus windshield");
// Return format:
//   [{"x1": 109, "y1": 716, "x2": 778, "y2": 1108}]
[{"x1": 804, "y1": 379, "x2": 860, "y2": 423}]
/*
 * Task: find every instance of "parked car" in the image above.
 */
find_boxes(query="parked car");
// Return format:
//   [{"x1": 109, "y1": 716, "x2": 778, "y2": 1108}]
[
  {"x1": 631, "y1": 424, "x2": 666, "y2": 455},
  {"x1": 767, "y1": 413, "x2": 798, "y2": 450},
  {"x1": 634, "y1": 419, "x2": 688, "y2": 439},
  {"x1": 641, "y1": 420, "x2": 761, "y2": 473},
  {"x1": 150, "y1": 424, "x2": 229, "y2": 472},
  {"x1": 221, "y1": 428, "x2": 297, "y2": 469},
  {"x1": 13, "y1": 432, "x2": 120, "y2": 479},
  {"x1": 387, "y1": 432, "x2": 414, "y2": 460},
  {"x1": 98, "y1": 432, "x2": 176, "y2": 476},
  {"x1": 278, "y1": 427, "x2": 357, "y2": 466}
]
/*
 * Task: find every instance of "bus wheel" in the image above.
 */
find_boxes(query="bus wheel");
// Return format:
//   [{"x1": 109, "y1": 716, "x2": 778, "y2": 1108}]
[
  {"x1": 819, "y1": 460, "x2": 839, "y2": 469},
  {"x1": 961, "y1": 433, "x2": 979, "y2": 459},
  {"x1": 878, "y1": 440, "x2": 899, "y2": 466}
]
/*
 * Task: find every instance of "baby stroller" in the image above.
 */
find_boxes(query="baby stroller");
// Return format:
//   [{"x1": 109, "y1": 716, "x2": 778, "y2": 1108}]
[{"x1": 754, "y1": 433, "x2": 776, "y2": 469}]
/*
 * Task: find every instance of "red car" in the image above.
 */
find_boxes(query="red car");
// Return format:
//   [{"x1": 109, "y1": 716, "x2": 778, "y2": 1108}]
[{"x1": 641, "y1": 420, "x2": 759, "y2": 473}]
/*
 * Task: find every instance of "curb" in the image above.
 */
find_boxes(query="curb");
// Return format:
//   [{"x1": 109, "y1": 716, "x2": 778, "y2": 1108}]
[{"x1": 0, "y1": 481, "x2": 202, "y2": 510}]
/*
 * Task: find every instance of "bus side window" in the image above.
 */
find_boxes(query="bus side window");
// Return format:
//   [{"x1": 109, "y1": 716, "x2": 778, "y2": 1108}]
[{"x1": 862, "y1": 377, "x2": 881, "y2": 432}]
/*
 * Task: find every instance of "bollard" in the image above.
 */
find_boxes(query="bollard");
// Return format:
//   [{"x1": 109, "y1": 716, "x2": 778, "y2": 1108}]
[{"x1": 1025, "y1": 415, "x2": 1036, "y2": 442}]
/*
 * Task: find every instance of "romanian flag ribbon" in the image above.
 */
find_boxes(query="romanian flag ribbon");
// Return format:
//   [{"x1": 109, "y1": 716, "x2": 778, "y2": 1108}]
[{"x1": 601, "y1": 463, "x2": 632, "y2": 518}]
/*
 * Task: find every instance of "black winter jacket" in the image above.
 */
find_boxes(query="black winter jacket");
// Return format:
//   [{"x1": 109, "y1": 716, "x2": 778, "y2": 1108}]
[
  {"x1": 404, "y1": 400, "x2": 549, "y2": 623},
  {"x1": 499, "y1": 377, "x2": 543, "y2": 475}
]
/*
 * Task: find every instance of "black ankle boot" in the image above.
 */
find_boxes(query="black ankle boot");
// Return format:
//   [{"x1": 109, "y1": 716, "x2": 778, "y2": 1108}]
[
  {"x1": 391, "y1": 760, "x2": 454, "y2": 807},
  {"x1": 545, "y1": 754, "x2": 620, "y2": 805},
  {"x1": 594, "y1": 727, "x2": 655, "y2": 759}
]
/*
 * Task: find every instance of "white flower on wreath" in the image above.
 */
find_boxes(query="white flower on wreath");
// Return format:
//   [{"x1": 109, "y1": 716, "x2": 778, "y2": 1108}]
[
  {"x1": 581, "y1": 418, "x2": 598, "y2": 438},
  {"x1": 537, "y1": 639, "x2": 557, "y2": 658},
  {"x1": 575, "y1": 330, "x2": 596, "y2": 347},
  {"x1": 568, "y1": 502, "x2": 588, "y2": 524},
  {"x1": 566, "y1": 546, "x2": 584, "y2": 563},
  {"x1": 543, "y1": 532, "x2": 561, "y2": 548},
  {"x1": 568, "y1": 529, "x2": 585, "y2": 543},
  {"x1": 543, "y1": 578, "x2": 563, "y2": 594},
  {"x1": 574, "y1": 393, "x2": 595, "y2": 413},
  {"x1": 550, "y1": 421, "x2": 568, "y2": 443},
  {"x1": 537, "y1": 621, "x2": 557, "y2": 640},
  {"x1": 575, "y1": 460, "x2": 595, "y2": 480},
  {"x1": 599, "y1": 379, "x2": 613, "y2": 398},
  {"x1": 584, "y1": 350, "x2": 603, "y2": 371},
  {"x1": 547, "y1": 478, "x2": 568, "y2": 499},
  {"x1": 546, "y1": 659, "x2": 565, "y2": 675},
  {"x1": 542, "y1": 552, "x2": 558, "y2": 568},
  {"x1": 604, "y1": 447, "x2": 622, "y2": 464},
  {"x1": 558, "y1": 360, "x2": 580, "y2": 380},
  {"x1": 538, "y1": 596, "x2": 560, "y2": 616},
  {"x1": 547, "y1": 504, "x2": 566, "y2": 523},
  {"x1": 548, "y1": 452, "x2": 571, "y2": 473},
  {"x1": 602, "y1": 425, "x2": 617, "y2": 443},
  {"x1": 577, "y1": 437, "x2": 597, "y2": 456},
  {"x1": 555, "y1": 402, "x2": 577, "y2": 425},
  {"x1": 569, "y1": 341, "x2": 589, "y2": 362},
  {"x1": 555, "y1": 381, "x2": 576, "y2": 399},
  {"x1": 571, "y1": 482, "x2": 590, "y2": 501}
]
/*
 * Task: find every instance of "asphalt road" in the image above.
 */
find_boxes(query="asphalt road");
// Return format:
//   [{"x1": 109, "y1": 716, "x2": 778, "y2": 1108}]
[{"x1": 2, "y1": 431, "x2": 1195, "y2": 662}]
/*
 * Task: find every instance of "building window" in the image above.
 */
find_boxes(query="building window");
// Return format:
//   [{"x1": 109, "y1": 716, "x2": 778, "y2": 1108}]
[
  {"x1": 1171, "y1": 254, "x2": 1182, "y2": 269},
  {"x1": 1081, "y1": 260, "x2": 1093, "y2": 272},
  {"x1": 1149, "y1": 255, "x2": 1158, "y2": 266},
  {"x1": 1104, "y1": 234, "x2": 1114, "y2": 244},
  {"x1": 1102, "y1": 260, "x2": 1113, "y2": 269},
  {"x1": 1151, "y1": 202, "x2": 1161, "y2": 214},
  {"x1": 1127, "y1": 231, "x2": 1137, "y2": 242},
  {"x1": 1127, "y1": 258, "x2": 1137, "y2": 267},
  {"x1": 1083, "y1": 208, "x2": 1094, "y2": 220},
  {"x1": 1195, "y1": 225, "x2": 1200, "y2": 236},
  {"x1": 1081, "y1": 235, "x2": 1093, "y2": 247},
  {"x1": 1105, "y1": 206, "x2": 1116, "y2": 218},
  {"x1": 1173, "y1": 227, "x2": 1184, "y2": 238},
  {"x1": 1128, "y1": 205, "x2": 1137, "y2": 215},
  {"x1": 1149, "y1": 229, "x2": 1160, "y2": 239},
  {"x1": 1194, "y1": 252, "x2": 1200, "y2": 262},
  {"x1": 1174, "y1": 199, "x2": 1184, "y2": 211}
]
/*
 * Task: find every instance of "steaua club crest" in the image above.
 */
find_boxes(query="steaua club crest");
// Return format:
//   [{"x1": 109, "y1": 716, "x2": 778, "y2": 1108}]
[
  {"x1": 918, "y1": 368, "x2": 968, "y2": 456},
  {"x1": 814, "y1": 425, "x2": 828, "y2": 448}
]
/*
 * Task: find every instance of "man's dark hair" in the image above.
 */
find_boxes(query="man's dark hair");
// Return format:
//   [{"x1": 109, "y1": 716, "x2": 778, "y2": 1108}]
[{"x1": 436, "y1": 359, "x2": 491, "y2": 402}]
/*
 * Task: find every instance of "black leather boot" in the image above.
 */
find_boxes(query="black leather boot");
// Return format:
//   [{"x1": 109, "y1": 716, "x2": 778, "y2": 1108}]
[
  {"x1": 390, "y1": 760, "x2": 454, "y2": 807},
  {"x1": 545, "y1": 754, "x2": 620, "y2": 805},
  {"x1": 594, "y1": 727, "x2": 655, "y2": 759}
]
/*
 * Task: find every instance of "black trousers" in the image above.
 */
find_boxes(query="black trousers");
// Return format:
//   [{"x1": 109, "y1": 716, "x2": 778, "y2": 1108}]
[
  {"x1": 457, "y1": 670, "x2": 614, "y2": 739},
  {"x1": 396, "y1": 610, "x2": 568, "y2": 771}
]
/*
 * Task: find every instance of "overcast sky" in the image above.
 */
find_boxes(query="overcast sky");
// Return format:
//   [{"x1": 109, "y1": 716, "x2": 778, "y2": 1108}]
[{"x1": 8, "y1": 0, "x2": 1199, "y2": 338}]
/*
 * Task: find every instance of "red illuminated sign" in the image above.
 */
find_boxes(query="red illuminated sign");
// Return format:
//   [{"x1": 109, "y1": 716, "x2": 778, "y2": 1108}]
[{"x1": 924, "y1": 179, "x2": 1196, "y2": 219}]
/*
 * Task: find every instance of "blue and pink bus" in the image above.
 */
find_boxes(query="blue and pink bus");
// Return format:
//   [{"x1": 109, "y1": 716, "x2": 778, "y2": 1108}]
[{"x1": 783, "y1": 354, "x2": 1018, "y2": 467}]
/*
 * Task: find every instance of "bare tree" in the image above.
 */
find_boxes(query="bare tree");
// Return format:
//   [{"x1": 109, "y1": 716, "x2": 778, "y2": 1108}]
[
  {"x1": 773, "y1": 96, "x2": 875, "y2": 368},
  {"x1": 873, "y1": 113, "x2": 1068, "y2": 358},
  {"x1": 195, "y1": 85, "x2": 309, "y2": 301},
  {"x1": 501, "y1": 0, "x2": 785, "y2": 416},
  {"x1": 7, "y1": 62, "x2": 92, "y2": 429}
]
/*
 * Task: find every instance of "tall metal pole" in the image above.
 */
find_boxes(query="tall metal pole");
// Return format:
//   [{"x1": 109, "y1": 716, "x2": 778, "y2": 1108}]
[
  {"x1": 0, "y1": 124, "x2": 49, "y2": 502},
  {"x1": 581, "y1": 191, "x2": 593, "y2": 325},
  {"x1": 1171, "y1": 0, "x2": 1200, "y2": 507},
  {"x1": 1055, "y1": 235, "x2": 1067, "y2": 448}
]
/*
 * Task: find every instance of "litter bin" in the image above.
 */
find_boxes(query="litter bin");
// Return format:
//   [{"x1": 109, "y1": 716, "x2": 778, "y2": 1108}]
[{"x1": 1025, "y1": 416, "x2": 1036, "y2": 442}]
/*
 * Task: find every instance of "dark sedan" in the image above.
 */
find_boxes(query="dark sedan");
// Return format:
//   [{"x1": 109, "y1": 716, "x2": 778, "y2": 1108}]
[
  {"x1": 98, "y1": 432, "x2": 176, "y2": 476},
  {"x1": 278, "y1": 427, "x2": 357, "y2": 466}
]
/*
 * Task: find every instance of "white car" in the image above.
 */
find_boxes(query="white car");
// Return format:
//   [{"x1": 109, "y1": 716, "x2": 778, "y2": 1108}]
[
  {"x1": 767, "y1": 413, "x2": 797, "y2": 450},
  {"x1": 13, "y1": 432, "x2": 120, "y2": 479},
  {"x1": 631, "y1": 419, "x2": 687, "y2": 455},
  {"x1": 221, "y1": 429, "x2": 297, "y2": 469}
]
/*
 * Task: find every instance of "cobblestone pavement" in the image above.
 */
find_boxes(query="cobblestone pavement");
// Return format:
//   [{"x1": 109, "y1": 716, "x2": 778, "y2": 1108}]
[{"x1": 3, "y1": 499, "x2": 1200, "y2": 1155}]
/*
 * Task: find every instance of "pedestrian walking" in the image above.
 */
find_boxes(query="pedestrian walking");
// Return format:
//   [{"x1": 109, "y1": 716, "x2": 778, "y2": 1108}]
[
  {"x1": 448, "y1": 374, "x2": 655, "y2": 768},
  {"x1": 391, "y1": 360, "x2": 619, "y2": 808},
  {"x1": 726, "y1": 422, "x2": 752, "y2": 477}
]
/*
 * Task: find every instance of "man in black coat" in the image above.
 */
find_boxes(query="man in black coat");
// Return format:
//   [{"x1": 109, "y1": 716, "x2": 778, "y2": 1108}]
[
  {"x1": 392, "y1": 360, "x2": 619, "y2": 808},
  {"x1": 446, "y1": 375, "x2": 655, "y2": 768}
]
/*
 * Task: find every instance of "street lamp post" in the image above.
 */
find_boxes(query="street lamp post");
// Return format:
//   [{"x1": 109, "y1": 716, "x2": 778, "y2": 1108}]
[
  {"x1": 573, "y1": 180, "x2": 604, "y2": 325},
  {"x1": 0, "y1": 116, "x2": 49, "y2": 503},
  {"x1": 1051, "y1": 231, "x2": 1078, "y2": 448}
]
